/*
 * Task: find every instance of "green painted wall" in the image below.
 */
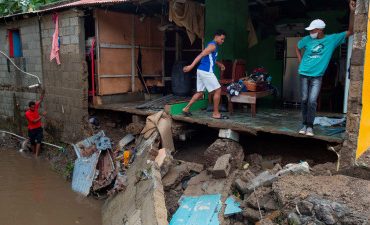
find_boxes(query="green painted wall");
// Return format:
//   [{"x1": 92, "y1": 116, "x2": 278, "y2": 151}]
[
  {"x1": 246, "y1": 10, "x2": 346, "y2": 105},
  {"x1": 203, "y1": 4, "x2": 346, "y2": 107},
  {"x1": 205, "y1": 0, "x2": 249, "y2": 77}
]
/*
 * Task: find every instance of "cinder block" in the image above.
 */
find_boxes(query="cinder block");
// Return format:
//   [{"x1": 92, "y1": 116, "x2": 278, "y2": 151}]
[
  {"x1": 211, "y1": 154, "x2": 231, "y2": 179},
  {"x1": 61, "y1": 36, "x2": 71, "y2": 45},
  {"x1": 61, "y1": 18, "x2": 70, "y2": 27},
  {"x1": 70, "y1": 35, "x2": 79, "y2": 44},
  {"x1": 219, "y1": 129, "x2": 239, "y2": 142},
  {"x1": 234, "y1": 178, "x2": 248, "y2": 193},
  {"x1": 70, "y1": 17, "x2": 78, "y2": 26},
  {"x1": 353, "y1": 32, "x2": 367, "y2": 49}
]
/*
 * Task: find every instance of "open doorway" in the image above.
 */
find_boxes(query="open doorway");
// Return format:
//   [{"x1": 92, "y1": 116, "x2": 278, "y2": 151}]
[{"x1": 247, "y1": 0, "x2": 352, "y2": 114}]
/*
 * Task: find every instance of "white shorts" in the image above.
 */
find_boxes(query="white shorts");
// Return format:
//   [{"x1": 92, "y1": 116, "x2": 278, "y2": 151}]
[{"x1": 196, "y1": 70, "x2": 221, "y2": 92}]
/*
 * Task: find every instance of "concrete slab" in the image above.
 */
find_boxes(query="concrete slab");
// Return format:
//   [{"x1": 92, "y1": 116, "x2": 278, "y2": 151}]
[
  {"x1": 93, "y1": 102, "x2": 344, "y2": 143},
  {"x1": 162, "y1": 163, "x2": 190, "y2": 190}
]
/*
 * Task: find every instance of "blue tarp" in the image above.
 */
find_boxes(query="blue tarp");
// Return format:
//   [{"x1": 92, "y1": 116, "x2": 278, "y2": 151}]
[{"x1": 170, "y1": 194, "x2": 222, "y2": 225}]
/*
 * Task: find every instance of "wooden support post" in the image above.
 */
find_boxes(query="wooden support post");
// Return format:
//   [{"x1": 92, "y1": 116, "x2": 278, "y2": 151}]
[{"x1": 131, "y1": 15, "x2": 136, "y2": 92}]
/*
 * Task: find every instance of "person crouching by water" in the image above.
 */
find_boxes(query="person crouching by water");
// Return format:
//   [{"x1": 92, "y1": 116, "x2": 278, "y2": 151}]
[
  {"x1": 25, "y1": 89, "x2": 46, "y2": 157},
  {"x1": 182, "y1": 29, "x2": 228, "y2": 120}
]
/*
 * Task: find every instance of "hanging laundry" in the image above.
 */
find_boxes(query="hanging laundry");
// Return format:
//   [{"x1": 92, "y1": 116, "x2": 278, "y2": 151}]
[
  {"x1": 169, "y1": 0, "x2": 204, "y2": 44},
  {"x1": 50, "y1": 13, "x2": 61, "y2": 65}
]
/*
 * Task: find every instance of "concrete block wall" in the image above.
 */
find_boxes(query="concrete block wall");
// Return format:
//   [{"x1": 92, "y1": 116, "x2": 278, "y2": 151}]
[
  {"x1": 0, "y1": 17, "x2": 43, "y2": 119},
  {"x1": 40, "y1": 9, "x2": 88, "y2": 142},
  {"x1": 340, "y1": 0, "x2": 369, "y2": 166}
]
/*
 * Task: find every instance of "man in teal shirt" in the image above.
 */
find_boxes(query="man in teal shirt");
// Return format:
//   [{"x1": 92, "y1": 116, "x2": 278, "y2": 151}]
[{"x1": 295, "y1": 0, "x2": 355, "y2": 136}]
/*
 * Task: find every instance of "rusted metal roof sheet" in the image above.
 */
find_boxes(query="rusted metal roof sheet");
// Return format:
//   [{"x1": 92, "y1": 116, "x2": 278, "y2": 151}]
[
  {"x1": 1, "y1": 0, "x2": 132, "y2": 19},
  {"x1": 40, "y1": 0, "x2": 131, "y2": 12}
]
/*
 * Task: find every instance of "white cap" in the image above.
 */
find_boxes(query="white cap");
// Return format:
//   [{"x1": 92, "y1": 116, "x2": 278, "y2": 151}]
[{"x1": 305, "y1": 19, "x2": 326, "y2": 31}]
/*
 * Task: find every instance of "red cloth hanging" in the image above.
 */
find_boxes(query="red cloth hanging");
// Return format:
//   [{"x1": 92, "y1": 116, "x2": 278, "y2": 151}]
[{"x1": 50, "y1": 13, "x2": 61, "y2": 65}]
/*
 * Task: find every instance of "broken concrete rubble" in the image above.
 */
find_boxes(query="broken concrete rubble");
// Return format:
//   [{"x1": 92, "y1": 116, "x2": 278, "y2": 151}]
[
  {"x1": 107, "y1": 173, "x2": 128, "y2": 196},
  {"x1": 178, "y1": 160, "x2": 204, "y2": 173},
  {"x1": 256, "y1": 218, "x2": 276, "y2": 225},
  {"x1": 182, "y1": 170, "x2": 234, "y2": 197},
  {"x1": 126, "y1": 122, "x2": 145, "y2": 135},
  {"x1": 286, "y1": 195, "x2": 366, "y2": 225},
  {"x1": 155, "y1": 148, "x2": 174, "y2": 177},
  {"x1": 204, "y1": 138, "x2": 244, "y2": 169},
  {"x1": 272, "y1": 175, "x2": 370, "y2": 224},
  {"x1": 244, "y1": 187, "x2": 279, "y2": 212},
  {"x1": 246, "y1": 153, "x2": 264, "y2": 173},
  {"x1": 102, "y1": 131, "x2": 168, "y2": 225},
  {"x1": 297, "y1": 200, "x2": 314, "y2": 216},
  {"x1": 261, "y1": 157, "x2": 282, "y2": 170},
  {"x1": 212, "y1": 154, "x2": 231, "y2": 179},
  {"x1": 243, "y1": 208, "x2": 261, "y2": 222},
  {"x1": 311, "y1": 162, "x2": 336, "y2": 176},
  {"x1": 238, "y1": 170, "x2": 278, "y2": 194},
  {"x1": 162, "y1": 163, "x2": 190, "y2": 190},
  {"x1": 235, "y1": 162, "x2": 311, "y2": 195},
  {"x1": 275, "y1": 162, "x2": 310, "y2": 177},
  {"x1": 240, "y1": 169, "x2": 256, "y2": 182}
]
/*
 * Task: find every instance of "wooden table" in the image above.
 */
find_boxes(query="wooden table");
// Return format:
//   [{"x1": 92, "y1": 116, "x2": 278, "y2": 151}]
[{"x1": 227, "y1": 89, "x2": 274, "y2": 117}]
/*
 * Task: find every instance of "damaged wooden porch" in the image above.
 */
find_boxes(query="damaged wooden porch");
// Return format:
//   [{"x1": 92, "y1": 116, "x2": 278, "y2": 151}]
[{"x1": 91, "y1": 99, "x2": 345, "y2": 144}]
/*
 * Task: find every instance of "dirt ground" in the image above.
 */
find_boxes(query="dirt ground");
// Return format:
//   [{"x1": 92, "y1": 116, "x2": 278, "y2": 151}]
[{"x1": 273, "y1": 174, "x2": 370, "y2": 214}]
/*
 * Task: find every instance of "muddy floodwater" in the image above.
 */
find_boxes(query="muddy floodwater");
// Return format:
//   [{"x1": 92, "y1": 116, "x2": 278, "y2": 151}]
[{"x1": 0, "y1": 148, "x2": 102, "y2": 225}]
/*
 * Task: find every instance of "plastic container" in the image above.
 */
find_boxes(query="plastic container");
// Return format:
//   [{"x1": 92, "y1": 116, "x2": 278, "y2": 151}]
[{"x1": 171, "y1": 61, "x2": 192, "y2": 96}]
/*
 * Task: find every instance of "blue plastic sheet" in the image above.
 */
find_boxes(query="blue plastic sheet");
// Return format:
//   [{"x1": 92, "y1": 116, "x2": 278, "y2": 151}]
[
  {"x1": 224, "y1": 196, "x2": 242, "y2": 217},
  {"x1": 170, "y1": 194, "x2": 222, "y2": 225}
]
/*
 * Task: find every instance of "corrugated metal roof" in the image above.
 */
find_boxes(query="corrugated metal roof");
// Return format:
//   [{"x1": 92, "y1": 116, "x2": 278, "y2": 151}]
[
  {"x1": 1, "y1": 0, "x2": 132, "y2": 19},
  {"x1": 40, "y1": 0, "x2": 130, "y2": 12}
]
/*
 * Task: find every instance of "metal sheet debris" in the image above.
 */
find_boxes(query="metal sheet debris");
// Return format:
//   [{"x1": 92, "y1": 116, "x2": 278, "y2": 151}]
[
  {"x1": 224, "y1": 196, "x2": 242, "y2": 217},
  {"x1": 72, "y1": 131, "x2": 112, "y2": 196},
  {"x1": 72, "y1": 151, "x2": 101, "y2": 196},
  {"x1": 169, "y1": 194, "x2": 222, "y2": 225}
]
